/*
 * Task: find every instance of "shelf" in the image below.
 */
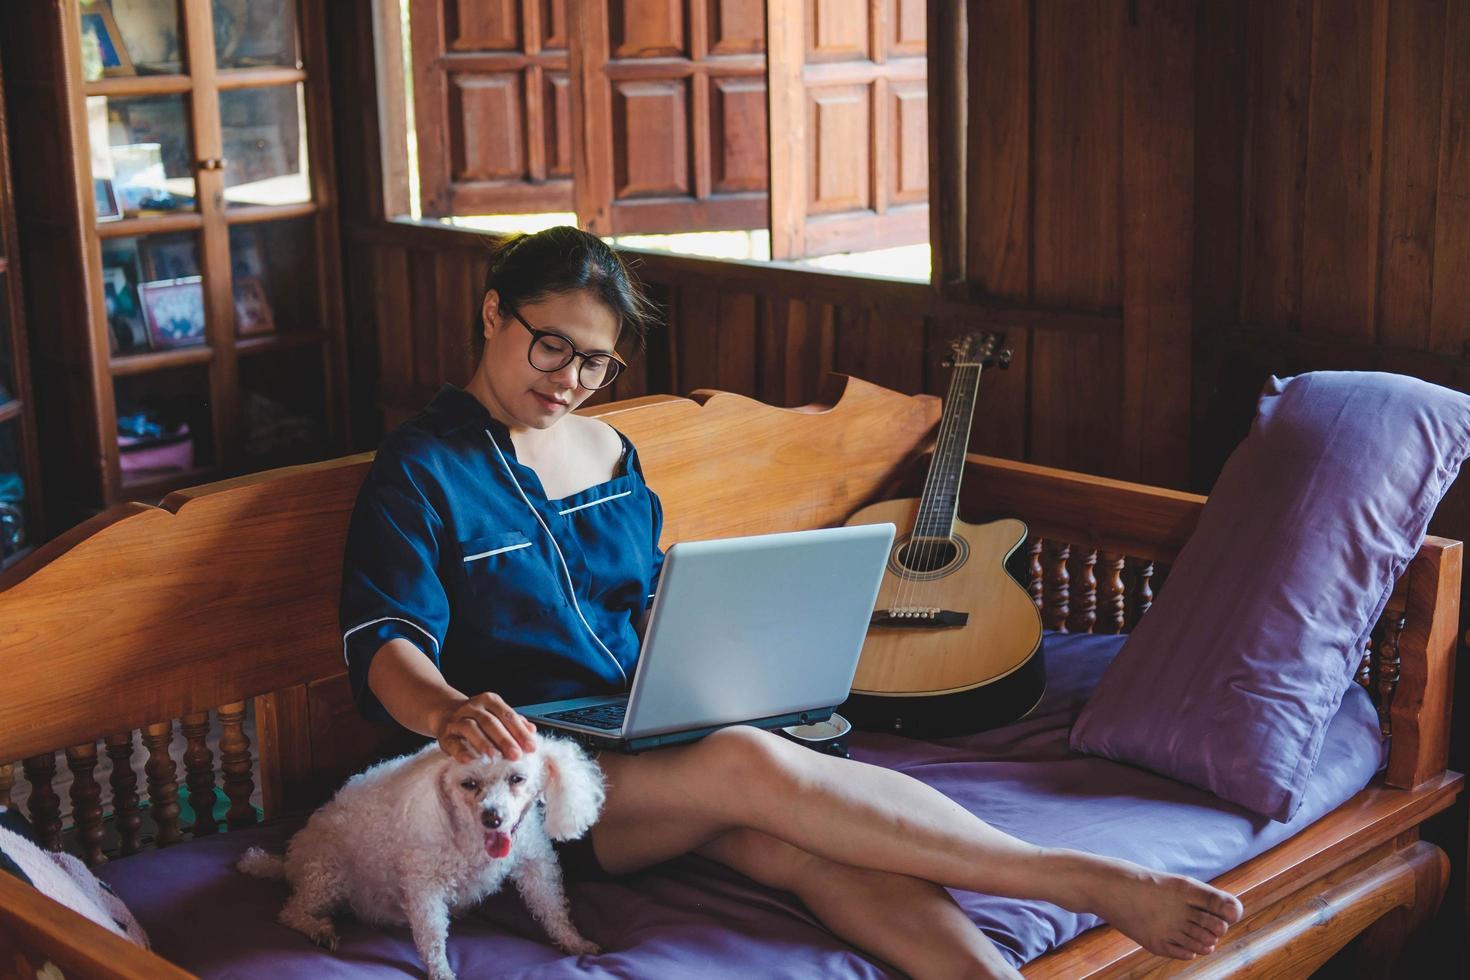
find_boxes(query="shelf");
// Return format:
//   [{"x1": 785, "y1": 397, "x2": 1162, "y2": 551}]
[
  {"x1": 120, "y1": 464, "x2": 217, "y2": 499},
  {"x1": 0, "y1": 399, "x2": 20, "y2": 424},
  {"x1": 217, "y1": 67, "x2": 308, "y2": 91},
  {"x1": 225, "y1": 201, "x2": 319, "y2": 226},
  {"x1": 96, "y1": 212, "x2": 204, "y2": 240},
  {"x1": 236, "y1": 329, "x2": 327, "y2": 357},
  {"x1": 84, "y1": 75, "x2": 192, "y2": 98},
  {"x1": 110, "y1": 346, "x2": 214, "y2": 377}
]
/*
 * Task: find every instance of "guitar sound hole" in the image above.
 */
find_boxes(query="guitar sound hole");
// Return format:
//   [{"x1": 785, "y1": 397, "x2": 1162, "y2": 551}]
[{"x1": 897, "y1": 539, "x2": 959, "y2": 573}]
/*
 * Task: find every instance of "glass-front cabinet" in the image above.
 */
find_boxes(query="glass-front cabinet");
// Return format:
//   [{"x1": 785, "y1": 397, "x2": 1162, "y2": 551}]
[
  {"x1": 0, "y1": 0, "x2": 344, "y2": 520},
  {"x1": 0, "y1": 46, "x2": 41, "y2": 570}
]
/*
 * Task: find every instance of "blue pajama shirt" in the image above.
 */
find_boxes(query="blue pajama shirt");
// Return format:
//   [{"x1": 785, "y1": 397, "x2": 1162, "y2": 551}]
[{"x1": 339, "y1": 384, "x2": 665, "y2": 725}]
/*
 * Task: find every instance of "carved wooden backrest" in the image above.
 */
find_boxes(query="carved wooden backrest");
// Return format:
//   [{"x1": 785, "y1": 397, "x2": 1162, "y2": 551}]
[{"x1": 0, "y1": 376, "x2": 938, "y2": 863}]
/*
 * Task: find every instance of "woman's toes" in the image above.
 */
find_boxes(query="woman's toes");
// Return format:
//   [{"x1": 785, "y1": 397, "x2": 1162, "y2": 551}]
[
  {"x1": 1203, "y1": 889, "x2": 1244, "y2": 923},
  {"x1": 1193, "y1": 910, "x2": 1230, "y2": 938},
  {"x1": 1182, "y1": 923, "x2": 1219, "y2": 951},
  {"x1": 1162, "y1": 941, "x2": 1199, "y2": 961}
]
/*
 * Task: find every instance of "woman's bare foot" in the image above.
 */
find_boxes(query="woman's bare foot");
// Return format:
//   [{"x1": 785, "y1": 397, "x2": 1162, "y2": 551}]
[{"x1": 1061, "y1": 852, "x2": 1244, "y2": 959}]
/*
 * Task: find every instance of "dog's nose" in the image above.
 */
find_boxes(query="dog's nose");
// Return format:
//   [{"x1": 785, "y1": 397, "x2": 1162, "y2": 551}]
[{"x1": 481, "y1": 808, "x2": 502, "y2": 829}]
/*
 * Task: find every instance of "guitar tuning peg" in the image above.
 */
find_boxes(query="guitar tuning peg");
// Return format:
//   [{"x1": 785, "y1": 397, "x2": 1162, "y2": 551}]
[
  {"x1": 940, "y1": 355, "x2": 954, "y2": 368},
  {"x1": 997, "y1": 349, "x2": 1013, "y2": 369}
]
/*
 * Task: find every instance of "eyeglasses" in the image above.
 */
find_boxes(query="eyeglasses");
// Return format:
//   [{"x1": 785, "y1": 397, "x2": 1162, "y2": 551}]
[{"x1": 510, "y1": 309, "x2": 626, "y2": 391}]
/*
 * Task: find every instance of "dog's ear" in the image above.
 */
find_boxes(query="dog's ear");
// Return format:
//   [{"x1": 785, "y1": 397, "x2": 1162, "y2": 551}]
[{"x1": 538, "y1": 737, "x2": 605, "y2": 841}]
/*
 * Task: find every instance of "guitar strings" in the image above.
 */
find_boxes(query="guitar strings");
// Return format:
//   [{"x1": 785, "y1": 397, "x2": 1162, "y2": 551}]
[
  {"x1": 897, "y1": 351, "x2": 973, "y2": 614},
  {"x1": 899, "y1": 351, "x2": 969, "y2": 613},
  {"x1": 895, "y1": 354, "x2": 961, "y2": 613},
  {"x1": 906, "y1": 356, "x2": 984, "y2": 615}
]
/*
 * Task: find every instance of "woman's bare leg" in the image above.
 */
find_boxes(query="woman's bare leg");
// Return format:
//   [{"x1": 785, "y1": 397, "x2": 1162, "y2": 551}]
[
  {"x1": 698, "y1": 828, "x2": 1022, "y2": 980},
  {"x1": 591, "y1": 727, "x2": 1240, "y2": 960}
]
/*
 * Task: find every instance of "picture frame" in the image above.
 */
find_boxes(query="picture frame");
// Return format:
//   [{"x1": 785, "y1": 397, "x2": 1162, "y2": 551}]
[
  {"x1": 101, "y1": 263, "x2": 148, "y2": 354},
  {"x1": 93, "y1": 177, "x2": 123, "y2": 223},
  {"x1": 138, "y1": 277, "x2": 207, "y2": 350},
  {"x1": 229, "y1": 225, "x2": 267, "y2": 279},
  {"x1": 109, "y1": 142, "x2": 168, "y2": 213},
  {"x1": 140, "y1": 234, "x2": 199, "y2": 281},
  {"x1": 233, "y1": 276, "x2": 276, "y2": 337},
  {"x1": 79, "y1": 3, "x2": 135, "y2": 79}
]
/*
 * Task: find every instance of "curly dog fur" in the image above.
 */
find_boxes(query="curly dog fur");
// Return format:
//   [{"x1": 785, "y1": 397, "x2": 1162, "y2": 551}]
[{"x1": 238, "y1": 736, "x2": 605, "y2": 980}]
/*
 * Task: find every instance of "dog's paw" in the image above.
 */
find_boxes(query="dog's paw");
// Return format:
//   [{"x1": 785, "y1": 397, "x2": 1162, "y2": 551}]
[
  {"x1": 311, "y1": 928, "x2": 340, "y2": 953},
  {"x1": 426, "y1": 963, "x2": 458, "y2": 980},
  {"x1": 557, "y1": 935, "x2": 600, "y2": 957}
]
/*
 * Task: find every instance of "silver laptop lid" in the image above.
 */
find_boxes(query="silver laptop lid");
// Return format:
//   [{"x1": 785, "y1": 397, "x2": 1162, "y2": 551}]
[{"x1": 622, "y1": 522, "x2": 895, "y2": 737}]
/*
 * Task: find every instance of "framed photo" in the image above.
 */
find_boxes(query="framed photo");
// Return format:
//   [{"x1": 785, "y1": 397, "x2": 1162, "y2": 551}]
[
  {"x1": 109, "y1": 142, "x2": 167, "y2": 213},
  {"x1": 79, "y1": 3, "x2": 135, "y2": 79},
  {"x1": 102, "y1": 263, "x2": 148, "y2": 354},
  {"x1": 139, "y1": 277, "x2": 207, "y2": 350},
  {"x1": 93, "y1": 177, "x2": 123, "y2": 223},
  {"x1": 229, "y1": 226, "x2": 266, "y2": 279},
  {"x1": 141, "y1": 234, "x2": 199, "y2": 280},
  {"x1": 233, "y1": 276, "x2": 276, "y2": 337}
]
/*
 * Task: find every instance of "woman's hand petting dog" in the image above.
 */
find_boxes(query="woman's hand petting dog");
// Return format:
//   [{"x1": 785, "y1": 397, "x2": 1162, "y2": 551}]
[
  {"x1": 432, "y1": 691, "x2": 538, "y2": 763},
  {"x1": 237, "y1": 735, "x2": 605, "y2": 980}
]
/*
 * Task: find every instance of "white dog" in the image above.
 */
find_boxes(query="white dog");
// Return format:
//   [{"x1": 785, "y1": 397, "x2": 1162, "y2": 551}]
[{"x1": 238, "y1": 735, "x2": 605, "y2": 980}]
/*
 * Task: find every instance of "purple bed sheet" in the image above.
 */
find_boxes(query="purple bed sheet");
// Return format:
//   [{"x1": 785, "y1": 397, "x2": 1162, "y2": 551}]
[{"x1": 97, "y1": 632, "x2": 1385, "y2": 977}]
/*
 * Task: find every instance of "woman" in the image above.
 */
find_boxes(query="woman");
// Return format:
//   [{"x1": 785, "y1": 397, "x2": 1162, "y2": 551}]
[{"x1": 340, "y1": 226, "x2": 1242, "y2": 979}]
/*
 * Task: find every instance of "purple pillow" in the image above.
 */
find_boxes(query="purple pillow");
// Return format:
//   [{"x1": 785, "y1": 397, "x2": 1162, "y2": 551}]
[{"x1": 1070, "y1": 372, "x2": 1470, "y2": 821}]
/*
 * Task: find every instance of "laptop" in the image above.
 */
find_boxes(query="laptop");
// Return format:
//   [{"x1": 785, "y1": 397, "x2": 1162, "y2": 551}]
[{"x1": 516, "y1": 522, "x2": 896, "y2": 752}]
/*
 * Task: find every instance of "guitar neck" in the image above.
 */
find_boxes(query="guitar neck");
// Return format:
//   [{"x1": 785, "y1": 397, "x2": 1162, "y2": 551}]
[{"x1": 913, "y1": 363, "x2": 983, "y2": 539}]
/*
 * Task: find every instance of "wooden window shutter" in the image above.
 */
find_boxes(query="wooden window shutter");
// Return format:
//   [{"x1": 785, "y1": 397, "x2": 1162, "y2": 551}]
[
  {"x1": 410, "y1": 0, "x2": 575, "y2": 217},
  {"x1": 767, "y1": 0, "x2": 930, "y2": 259},
  {"x1": 570, "y1": 0, "x2": 769, "y2": 235}
]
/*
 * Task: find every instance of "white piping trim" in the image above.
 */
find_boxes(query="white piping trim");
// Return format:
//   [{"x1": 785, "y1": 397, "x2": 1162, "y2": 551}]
[
  {"x1": 463, "y1": 540, "x2": 532, "y2": 562},
  {"x1": 558, "y1": 490, "x2": 630, "y2": 516},
  {"x1": 342, "y1": 616, "x2": 440, "y2": 665},
  {"x1": 486, "y1": 429, "x2": 628, "y2": 686}
]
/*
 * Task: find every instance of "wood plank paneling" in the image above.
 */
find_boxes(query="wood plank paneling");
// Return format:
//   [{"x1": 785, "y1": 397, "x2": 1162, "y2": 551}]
[
  {"x1": 1239, "y1": 0, "x2": 1313, "y2": 330},
  {"x1": 831, "y1": 306, "x2": 924, "y2": 396},
  {"x1": 1430, "y1": 0, "x2": 1470, "y2": 355},
  {"x1": 964, "y1": 0, "x2": 1029, "y2": 302},
  {"x1": 1299, "y1": 0, "x2": 1389, "y2": 340},
  {"x1": 1376, "y1": 0, "x2": 1447, "y2": 351},
  {"x1": 1121, "y1": 0, "x2": 1194, "y2": 488},
  {"x1": 1032, "y1": 0, "x2": 1120, "y2": 309}
]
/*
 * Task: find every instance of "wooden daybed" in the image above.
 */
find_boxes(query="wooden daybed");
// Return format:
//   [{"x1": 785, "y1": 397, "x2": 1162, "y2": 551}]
[{"x1": 0, "y1": 376, "x2": 1459, "y2": 978}]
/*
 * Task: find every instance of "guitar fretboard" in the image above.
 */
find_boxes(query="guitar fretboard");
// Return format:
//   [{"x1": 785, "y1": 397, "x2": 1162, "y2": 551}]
[{"x1": 913, "y1": 363, "x2": 982, "y2": 538}]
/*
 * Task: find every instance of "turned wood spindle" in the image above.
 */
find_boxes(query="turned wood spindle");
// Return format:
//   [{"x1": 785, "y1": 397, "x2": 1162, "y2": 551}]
[
  {"x1": 1130, "y1": 559, "x2": 1155, "y2": 627},
  {"x1": 65, "y1": 741, "x2": 107, "y2": 866},
  {"x1": 1097, "y1": 553, "x2": 1126, "y2": 634},
  {"x1": 1069, "y1": 549, "x2": 1098, "y2": 634},
  {"x1": 1375, "y1": 615, "x2": 1406, "y2": 740},
  {"x1": 218, "y1": 701, "x2": 258, "y2": 828},
  {"x1": 0, "y1": 762, "x2": 12, "y2": 810},
  {"x1": 105, "y1": 732, "x2": 143, "y2": 856},
  {"x1": 181, "y1": 711, "x2": 219, "y2": 836},
  {"x1": 1355, "y1": 633, "x2": 1374, "y2": 694},
  {"x1": 1043, "y1": 541, "x2": 1071, "y2": 632},
  {"x1": 1026, "y1": 537, "x2": 1044, "y2": 612},
  {"x1": 21, "y1": 752, "x2": 63, "y2": 851},
  {"x1": 143, "y1": 721, "x2": 183, "y2": 846}
]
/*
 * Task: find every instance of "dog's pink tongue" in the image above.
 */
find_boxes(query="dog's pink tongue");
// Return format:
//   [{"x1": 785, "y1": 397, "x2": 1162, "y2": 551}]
[{"x1": 485, "y1": 831, "x2": 512, "y2": 859}]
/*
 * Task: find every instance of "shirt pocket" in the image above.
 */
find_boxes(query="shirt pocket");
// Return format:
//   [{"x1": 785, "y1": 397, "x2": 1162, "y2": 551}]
[{"x1": 456, "y1": 530, "x2": 565, "y2": 627}]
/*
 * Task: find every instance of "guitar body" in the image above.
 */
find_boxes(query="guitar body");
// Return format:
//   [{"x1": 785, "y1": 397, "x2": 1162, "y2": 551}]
[{"x1": 842, "y1": 497, "x2": 1046, "y2": 737}]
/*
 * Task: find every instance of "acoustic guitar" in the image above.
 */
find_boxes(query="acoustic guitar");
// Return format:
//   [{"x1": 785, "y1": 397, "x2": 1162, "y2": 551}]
[{"x1": 842, "y1": 333, "x2": 1045, "y2": 737}]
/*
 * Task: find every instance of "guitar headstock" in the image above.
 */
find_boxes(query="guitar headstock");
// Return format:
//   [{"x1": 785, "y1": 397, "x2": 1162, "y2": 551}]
[{"x1": 941, "y1": 331, "x2": 1012, "y2": 370}]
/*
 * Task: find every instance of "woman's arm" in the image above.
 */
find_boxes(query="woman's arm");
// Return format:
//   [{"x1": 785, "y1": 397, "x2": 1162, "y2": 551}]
[{"x1": 367, "y1": 638, "x2": 538, "y2": 762}]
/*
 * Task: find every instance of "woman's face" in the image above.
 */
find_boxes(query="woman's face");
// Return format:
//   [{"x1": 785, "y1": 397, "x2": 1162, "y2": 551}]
[{"x1": 477, "y1": 287, "x2": 621, "y2": 431}]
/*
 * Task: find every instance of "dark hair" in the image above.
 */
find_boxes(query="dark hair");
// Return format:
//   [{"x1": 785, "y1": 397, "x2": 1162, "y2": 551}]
[{"x1": 471, "y1": 225, "x2": 656, "y2": 361}]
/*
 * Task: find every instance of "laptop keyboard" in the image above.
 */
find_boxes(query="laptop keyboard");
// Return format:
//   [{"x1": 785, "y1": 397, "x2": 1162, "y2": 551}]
[{"x1": 544, "y1": 702, "x2": 626, "y2": 731}]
